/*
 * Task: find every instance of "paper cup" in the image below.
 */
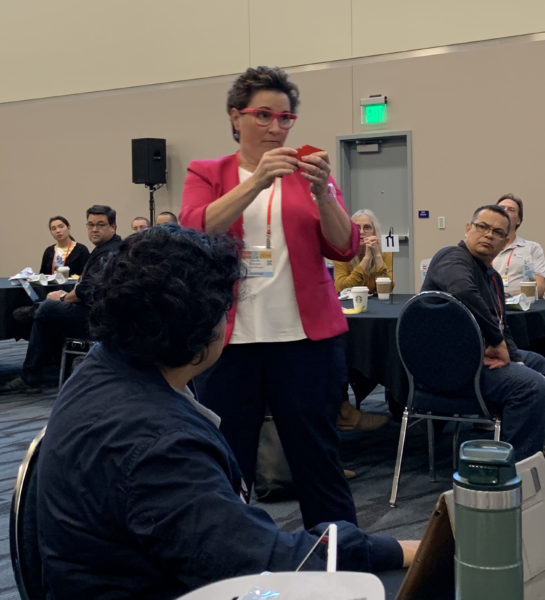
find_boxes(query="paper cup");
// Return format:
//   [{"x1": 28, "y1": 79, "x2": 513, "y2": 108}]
[
  {"x1": 376, "y1": 277, "x2": 392, "y2": 300},
  {"x1": 520, "y1": 281, "x2": 537, "y2": 303},
  {"x1": 351, "y1": 286, "x2": 369, "y2": 312},
  {"x1": 57, "y1": 266, "x2": 70, "y2": 278}
]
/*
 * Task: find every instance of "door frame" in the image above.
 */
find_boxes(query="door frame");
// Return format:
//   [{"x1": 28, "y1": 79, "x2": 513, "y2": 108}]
[{"x1": 336, "y1": 131, "x2": 414, "y2": 293}]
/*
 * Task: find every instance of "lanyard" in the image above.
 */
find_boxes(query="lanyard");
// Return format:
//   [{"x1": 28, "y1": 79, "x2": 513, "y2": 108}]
[
  {"x1": 52, "y1": 240, "x2": 74, "y2": 273},
  {"x1": 265, "y1": 179, "x2": 276, "y2": 250},
  {"x1": 504, "y1": 247, "x2": 515, "y2": 274},
  {"x1": 240, "y1": 177, "x2": 276, "y2": 250},
  {"x1": 237, "y1": 152, "x2": 276, "y2": 250}
]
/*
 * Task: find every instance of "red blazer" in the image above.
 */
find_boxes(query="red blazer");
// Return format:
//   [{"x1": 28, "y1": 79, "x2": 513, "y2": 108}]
[{"x1": 180, "y1": 153, "x2": 359, "y2": 343}]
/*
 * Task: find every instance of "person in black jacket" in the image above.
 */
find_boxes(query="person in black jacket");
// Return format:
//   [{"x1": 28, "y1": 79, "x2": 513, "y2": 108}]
[
  {"x1": 0, "y1": 205, "x2": 121, "y2": 393},
  {"x1": 37, "y1": 226, "x2": 417, "y2": 599},
  {"x1": 39, "y1": 215, "x2": 90, "y2": 276},
  {"x1": 422, "y1": 204, "x2": 545, "y2": 460}
]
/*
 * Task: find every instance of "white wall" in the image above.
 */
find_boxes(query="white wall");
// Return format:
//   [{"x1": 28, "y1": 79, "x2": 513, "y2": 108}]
[
  {"x1": 2, "y1": 2, "x2": 545, "y2": 284},
  {"x1": 2, "y1": 0, "x2": 545, "y2": 102}
]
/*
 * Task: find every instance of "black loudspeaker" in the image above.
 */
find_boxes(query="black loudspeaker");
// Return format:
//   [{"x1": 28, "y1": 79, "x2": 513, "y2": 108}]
[{"x1": 131, "y1": 138, "x2": 167, "y2": 185}]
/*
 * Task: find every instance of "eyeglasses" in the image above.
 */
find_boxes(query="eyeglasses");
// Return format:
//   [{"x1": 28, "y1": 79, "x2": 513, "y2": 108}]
[
  {"x1": 360, "y1": 224, "x2": 374, "y2": 232},
  {"x1": 86, "y1": 221, "x2": 109, "y2": 229},
  {"x1": 471, "y1": 221, "x2": 508, "y2": 240},
  {"x1": 239, "y1": 108, "x2": 297, "y2": 129}
]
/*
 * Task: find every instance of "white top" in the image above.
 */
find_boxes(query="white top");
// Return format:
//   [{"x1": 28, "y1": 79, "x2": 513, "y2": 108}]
[
  {"x1": 171, "y1": 384, "x2": 221, "y2": 428},
  {"x1": 230, "y1": 168, "x2": 305, "y2": 343},
  {"x1": 492, "y1": 235, "x2": 545, "y2": 295}
]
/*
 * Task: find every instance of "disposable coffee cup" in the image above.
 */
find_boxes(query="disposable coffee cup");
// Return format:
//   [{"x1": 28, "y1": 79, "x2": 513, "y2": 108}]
[
  {"x1": 520, "y1": 280, "x2": 537, "y2": 303},
  {"x1": 351, "y1": 286, "x2": 369, "y2": 312},
  {"x1": 57, "y1": 266, "x2": 70, "y2": 279},
  {"x1": 376, "y1": 277, "x2": 392, "y2": 300}
]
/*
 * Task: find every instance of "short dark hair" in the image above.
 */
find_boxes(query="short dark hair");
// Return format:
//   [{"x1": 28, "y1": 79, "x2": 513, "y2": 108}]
[
  {"x1": 226, "y1": 66, "x2": 300, "y2": 142},
  {"x1": 89, "y1": 226, "x2": 242, "y2": 368},
  {"x1": 471, "y1": 204, "x2": 510, "y2": 235},
  {"x1": 87, "y1": 205, "x2": 116, "y2": 226},
  {"x1": 156, "y1": 211, "x2": 178, "y2": 223},
  {"x1": 497, "y1": 193, "x2": 523, "y2": 228},
  {"x1": 132, "y1": 216, "x2": 150, "y2": 226}
]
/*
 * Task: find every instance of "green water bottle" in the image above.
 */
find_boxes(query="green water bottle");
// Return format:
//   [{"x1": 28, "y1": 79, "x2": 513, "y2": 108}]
[{"x1": 453, "y1": 440, "x2": 523, "y2": 600}]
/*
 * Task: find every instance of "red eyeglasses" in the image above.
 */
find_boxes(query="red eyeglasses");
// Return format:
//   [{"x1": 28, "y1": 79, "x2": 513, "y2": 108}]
[{"x1": 239, "y1": 108, "x2": 297, "y2": 129}]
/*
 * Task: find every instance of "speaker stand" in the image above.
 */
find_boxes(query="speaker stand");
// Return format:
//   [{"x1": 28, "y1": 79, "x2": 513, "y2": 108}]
[{"x1": 146, "y1": 184, "x2": 159, "y2": 224}]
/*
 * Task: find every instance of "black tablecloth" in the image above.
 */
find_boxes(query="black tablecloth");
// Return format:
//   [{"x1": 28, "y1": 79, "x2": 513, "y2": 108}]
[
  {"x1": 0, "y1": 277, "x2": 75, "y2": 340},
  {"x1": 344, "y1": 294, "x2": 545, "y2": 408}
]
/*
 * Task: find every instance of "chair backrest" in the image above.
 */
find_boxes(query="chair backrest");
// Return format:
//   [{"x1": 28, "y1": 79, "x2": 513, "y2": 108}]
[
  {"x1": 396, "y1": 291, "x2": 489, "y2": 415},
  {"x1": 10, "y1": 427, "x2": 47, "y2": 600}
]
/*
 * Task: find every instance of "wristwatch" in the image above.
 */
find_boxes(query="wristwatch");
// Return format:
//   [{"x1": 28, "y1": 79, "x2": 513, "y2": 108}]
[{"x1": 59, "y1": 292, "x2": 68, "y2": 302}]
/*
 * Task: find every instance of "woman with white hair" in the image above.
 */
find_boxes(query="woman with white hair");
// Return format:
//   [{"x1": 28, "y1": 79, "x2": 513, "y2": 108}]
[
  {"x1": 333, "y1": 209, "x2": 394, "y2": 432},
  {"x1": 333, "y1": 209, "x2": 393, "y2": 294}
]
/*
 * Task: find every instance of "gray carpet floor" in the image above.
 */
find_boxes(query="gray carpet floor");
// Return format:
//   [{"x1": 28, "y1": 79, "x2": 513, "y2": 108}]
[{"x1": 0, "y1": 339, "x2": 465, "y2": 599}]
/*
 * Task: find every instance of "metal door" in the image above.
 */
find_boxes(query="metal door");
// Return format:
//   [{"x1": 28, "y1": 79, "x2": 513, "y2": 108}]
[{"x1": 337, "y1": 132, "x2": 414, "y2": 294}]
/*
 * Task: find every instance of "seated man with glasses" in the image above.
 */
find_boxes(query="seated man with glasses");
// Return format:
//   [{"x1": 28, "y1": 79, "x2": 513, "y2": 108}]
[
  {"x1": 421, "y1": 204, "x2": 545, "y2": 461},
  {"x1": 492, "y1": 193, "x2": 545, "y2": 299},
  {"x1": 0, "y1": 205, "x2": 121, "y2": 394}
]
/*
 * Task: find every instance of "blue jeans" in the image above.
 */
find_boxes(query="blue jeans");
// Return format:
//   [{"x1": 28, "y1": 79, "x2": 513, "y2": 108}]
[{"x1": 481, "y1": 349, "x2": 545, "y2": 461}]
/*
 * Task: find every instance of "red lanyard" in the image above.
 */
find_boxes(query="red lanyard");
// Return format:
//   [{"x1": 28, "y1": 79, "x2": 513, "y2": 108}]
[
  {"x1": 504, "y1": 247, "x2": 515, "y2": 274},
  {"x1": 265, "y1": 180, "x2": 276, "y2": 250},
  {"x1": 237, "y1": 152, "x2": 276, "y2": 250}
]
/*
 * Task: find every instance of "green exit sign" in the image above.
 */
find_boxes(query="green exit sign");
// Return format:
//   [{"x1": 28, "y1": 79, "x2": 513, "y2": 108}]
[
  {"x1": 360, "y1": 96, "x2": 388, "y2": 125},
  {"x1": 361, "y1": 103, "x2": 387, "y2": 125}
]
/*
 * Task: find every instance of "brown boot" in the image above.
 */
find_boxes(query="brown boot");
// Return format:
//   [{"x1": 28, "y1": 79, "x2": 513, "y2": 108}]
[{"x1": 337, "y1": 400, "x2": 388, "y2": 431}]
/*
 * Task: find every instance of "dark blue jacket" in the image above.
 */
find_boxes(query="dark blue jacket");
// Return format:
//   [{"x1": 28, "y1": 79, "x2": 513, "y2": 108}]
[
  {"x1": 74, "y1": 234, "x2": 121, "y2": 306},
  {"x1": 422, "y1": 240, "x2": 521, "y2": 360},
  {"x1": 37, "y1": 344, "x2": 402, "y2": 599}
]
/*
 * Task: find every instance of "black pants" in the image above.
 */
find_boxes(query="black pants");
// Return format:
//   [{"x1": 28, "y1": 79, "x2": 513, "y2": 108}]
[
  {"x1": 23, "y1": 300, "x2": 89, "y2": 385},
  {"x1": 193, "y1": 336, "x2": 358, "y2": 530}
]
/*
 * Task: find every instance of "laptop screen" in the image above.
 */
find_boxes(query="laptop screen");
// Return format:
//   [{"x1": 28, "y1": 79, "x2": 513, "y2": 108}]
[{"x1": 19, "y1": 279, "x2": 41, "y2": 303}]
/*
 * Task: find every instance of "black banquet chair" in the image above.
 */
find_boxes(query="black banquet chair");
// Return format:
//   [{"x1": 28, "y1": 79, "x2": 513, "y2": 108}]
[
  {"x1": 389, "y1": 291, "x2": 501, "y2": 507},
  {"x1": 10, "y1": 426, "x2": 47, "y2": 600}
]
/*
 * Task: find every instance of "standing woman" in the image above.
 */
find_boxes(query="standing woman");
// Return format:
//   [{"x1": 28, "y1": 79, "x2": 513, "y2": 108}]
[
  {"x1": 181, "y1": 66, "x2": 359, "y2": 528},
  {"x1": 39, "y1": 216, "x2": 90, "y2": 276}
]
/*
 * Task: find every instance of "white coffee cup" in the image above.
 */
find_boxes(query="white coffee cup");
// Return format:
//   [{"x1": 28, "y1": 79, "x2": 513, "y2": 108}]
[
  {"x1": 375, "y1": 277, "x2": 392, "y2": 300},
  {"x1": 57, "y1": 266, "x2": 70, "y2": 279},
  {"x1": 351, "y1": 286, "x2": 369, "y2": 311},
  {"x1": 520, "y1": 280, "x2": 537, "y2": 303}
]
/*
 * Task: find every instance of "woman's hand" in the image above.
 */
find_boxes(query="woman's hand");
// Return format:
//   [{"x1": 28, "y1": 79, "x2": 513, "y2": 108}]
[
  {"x1": 250, "y1": 147, "x2": 298, "y2": 191},
  {"x1": 362, "y1": 235, "x2": 380, "y2": 255},
  {"x1": 203, "y1": 147, "x2": 298, "y2": 234},
  {"x1": 298, "y1": 151, "x2": 331, "y2": 200}
]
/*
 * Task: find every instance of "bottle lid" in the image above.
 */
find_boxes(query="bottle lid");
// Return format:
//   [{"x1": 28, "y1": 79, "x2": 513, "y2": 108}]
[{"x1": 453, "y1": 440, "x2": 520, "y2": 491}]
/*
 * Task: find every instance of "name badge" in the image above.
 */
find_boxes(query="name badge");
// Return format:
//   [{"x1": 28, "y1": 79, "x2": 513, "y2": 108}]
[{"x1": 241, "y1": 247, "x2": 274, "y2": 278}]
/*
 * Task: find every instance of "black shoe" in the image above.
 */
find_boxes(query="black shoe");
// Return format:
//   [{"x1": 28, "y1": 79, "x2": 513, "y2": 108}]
[
  {"x1": 0, "y1": 376, "x2": 41, "y2": 394},
  {"x1": 12, "y1": 304, "x2": 38, "y2": 323}
]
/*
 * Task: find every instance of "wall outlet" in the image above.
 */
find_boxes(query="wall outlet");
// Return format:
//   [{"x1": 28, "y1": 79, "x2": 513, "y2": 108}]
[{"x1": 438, "y1": 216, "x2": 446, "y2": 229}]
